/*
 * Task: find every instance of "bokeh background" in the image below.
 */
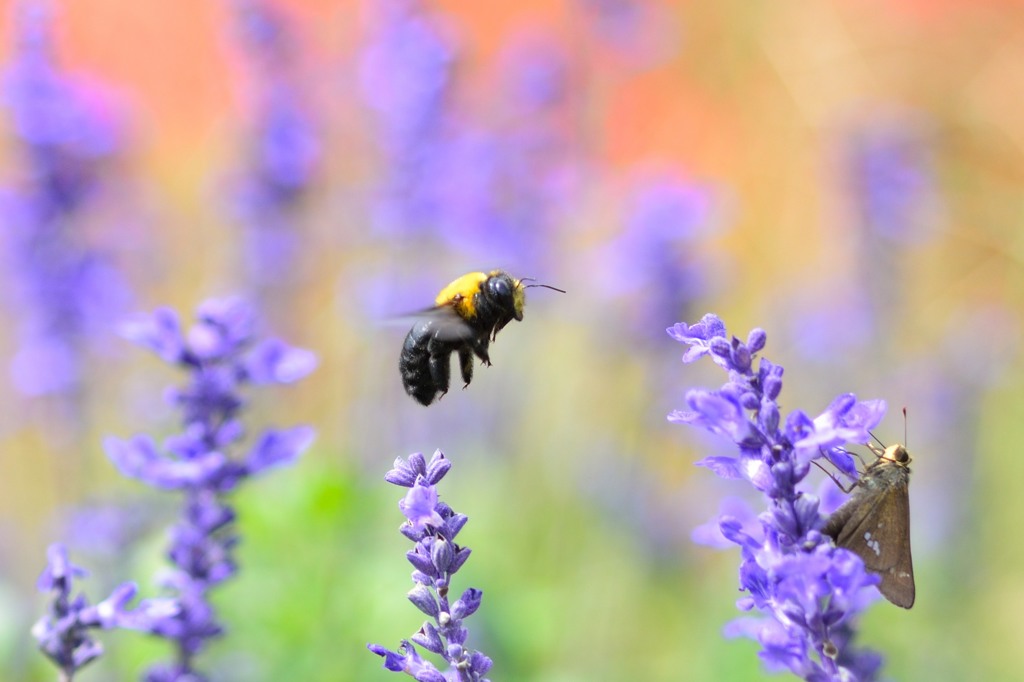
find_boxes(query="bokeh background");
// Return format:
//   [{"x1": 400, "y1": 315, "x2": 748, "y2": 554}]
[{"x1": 2, "y1": 0, "x2": 1023, "y2": 680}]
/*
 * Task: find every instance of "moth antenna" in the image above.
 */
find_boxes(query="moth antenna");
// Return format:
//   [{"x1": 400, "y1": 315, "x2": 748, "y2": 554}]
[
  {"x1": 903, "y1": 406, "x2": 908, "y2": 448},
  {"x1": 868, "y1": 430, "x2": 887, "y2": 450}
]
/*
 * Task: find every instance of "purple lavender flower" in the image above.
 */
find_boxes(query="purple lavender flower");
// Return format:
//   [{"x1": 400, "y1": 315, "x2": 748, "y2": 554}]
[
  {"x1": 669, "y1": 313, "x2": 889, "y2": 681},
  {"x1": 33, "y1": 544, "x2": 177, "y2": 680},
  {"x1": 369, "y1": 450, "x2": 493, "y2": 682},
  {"x1": 227, "y1": 0, "x2": 319, "y2": 292},
  {"x1": 104, "y1": 297, "x2": 316, "y2": 680},
  {"x1": 1, "y1": 0, "x2": 131, "y2": 397}
]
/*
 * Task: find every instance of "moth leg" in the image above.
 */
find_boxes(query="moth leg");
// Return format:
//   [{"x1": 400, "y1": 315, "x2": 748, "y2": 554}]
[
  {"x1": 813, "y1": 456, "x2": 856, "y2": 493},
  {"x1": 458, "y1": 346, "x2": 474, "y2": 388},
  {"x1": 842, "y1": 447, "x2": 870, "y2": 469}
]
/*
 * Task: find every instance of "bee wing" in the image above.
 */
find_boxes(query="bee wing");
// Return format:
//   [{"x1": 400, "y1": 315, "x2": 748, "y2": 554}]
[
  {"x1": 399, "y1": 304, "x2": 477, "y2": 343},
  {"x1": 828, "y1": 482, "x2": 915, "y2": 609}
]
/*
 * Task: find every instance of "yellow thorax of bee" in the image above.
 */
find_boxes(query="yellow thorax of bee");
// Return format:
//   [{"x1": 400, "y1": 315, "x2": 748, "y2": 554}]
[{"x1": 433, "y1": 271, "x2": 523, "y2": 321}]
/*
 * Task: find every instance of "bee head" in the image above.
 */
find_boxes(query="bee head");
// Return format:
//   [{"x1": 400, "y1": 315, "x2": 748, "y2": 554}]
[{"x1": 485, "y1": 271, "x2": 525, "y2": 321}]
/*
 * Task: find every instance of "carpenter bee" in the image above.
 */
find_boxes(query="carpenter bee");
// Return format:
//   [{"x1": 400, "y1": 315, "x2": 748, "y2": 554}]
[{"x1": 399, "y1": 270, "x2": 564, "y2": 405}]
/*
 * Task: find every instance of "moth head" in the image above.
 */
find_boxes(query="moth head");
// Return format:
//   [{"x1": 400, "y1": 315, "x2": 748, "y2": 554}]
[{"x1": 881, "y1": 443, "x2": 911, "y2": 466}]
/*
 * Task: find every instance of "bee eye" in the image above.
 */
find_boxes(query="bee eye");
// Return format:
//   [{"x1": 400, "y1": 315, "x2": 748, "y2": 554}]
[{"x1": 491, "y1": 278, "x2": 511, "y2": 298}]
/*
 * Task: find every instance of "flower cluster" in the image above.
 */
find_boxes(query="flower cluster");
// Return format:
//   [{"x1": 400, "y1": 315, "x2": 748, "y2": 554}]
[
  {"x1": 103, "y1": 297, "x2": 316, "y2": 681},
  {"x1": 33, "y1": 544, "x2": 177, "y2": 681},
  {"x1": 668, "y1": 313, "x2": 887, "y2": 681},
  {"x1": 368, "y1": 450, "x2": 493, "y2": 682}
]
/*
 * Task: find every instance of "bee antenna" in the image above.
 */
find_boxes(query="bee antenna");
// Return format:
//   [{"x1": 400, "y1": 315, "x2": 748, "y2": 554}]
[
  {"x1": 519, "y1": 276, "x2": 566, "y2": 293},
  {"x1": 524, "y1": 283, "x2": 566, "y2": 293}
]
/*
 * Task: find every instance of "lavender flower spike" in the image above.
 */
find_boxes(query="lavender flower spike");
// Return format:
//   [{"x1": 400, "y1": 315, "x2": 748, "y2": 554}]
[
  {"x1": 369, "y1": 450, "x2": 493, "y2": 682},
  {"x1": 104, "y1": 297, "x2": 316, "y2": 681},
  {"x1": 33, "y1": 544, "x2": 178, "y2": 681},
  {"x1": 669, "y1": 313, "x2": 888, "y2": 681}
]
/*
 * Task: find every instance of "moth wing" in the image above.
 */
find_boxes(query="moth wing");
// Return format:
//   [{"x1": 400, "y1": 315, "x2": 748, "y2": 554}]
[{"x1": 833, "y1": 483, "x2": 915, "y2": 609}]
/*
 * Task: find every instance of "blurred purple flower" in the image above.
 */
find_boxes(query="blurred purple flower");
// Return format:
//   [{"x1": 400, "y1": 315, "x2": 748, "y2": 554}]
[
  {"x1": 228, "y1": 0, "x2": 320, "y2": 290},
  {"x1": 433, "y1": 127, "x2": 558, "y2": 273},
  {"x1": 63, "y1": 499, "x2": 163, "y2": 558},
  {"x1": 33, "y1": 544, "x2": 177, "y2": 678},
  {"x1": 360, "y1": 0, "x2": 454, "y2": 155},
  {"x1": 600, "y1": 175, "x2": 721, "y2": 339},
  {"x1": 104, "y1": 297, "x2": 316, "y2": 680},
  {"x1": 783, "y1": 287, "x2": 875, "y2": 363},
  {"x1": 502, "y1": 36, "x2": 570, "y2": 114},
  {"x1": 576, "y1": 0, "x2": 677, "y2": 66},
  {"x1": 434, "y1": 38, "x2": 578, "y2": 275},
  {"x1": 1, "y1": 1, "x2": 132, "y2": 397},
  {"x1": 360, "y1": 0, "x2": 457, "y2": 235},
  {"x1": 359, "y1": 6, "x2": 579, "y2": 276},
  {"x1": 669, "y1": 313, "x2": 889, "y2": 681},
  {"x1": 846, "y1": 122, "x2": 938, "y2": 243},
  {"x1": 369, "y1": 450, "x2": 492, "y2": 681}
]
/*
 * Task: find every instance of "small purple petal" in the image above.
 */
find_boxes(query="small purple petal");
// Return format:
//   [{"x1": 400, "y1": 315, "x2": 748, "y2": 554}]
[
  {"x1": 407, "y1": 584, "x2": 439, "y2": 617},
  {"x1": 430, "y1": 537, "x2": 454, "y2": 574},
  {"x1": 451, "y1": 588, "x2": 482, "y2": 619},
  {"x1": 399, "y1": 482, "x2": 444, "y2": 533},
  {"x1": 119, "y1": 308, "x2": 185, "y2": 364},
  {"x1": 368, "y1": 643, "x2": 408, "y2": 672},
  {"x1": 826, "y1": 448, "x2": 858, "y2": 479},
  {"x1": 411, "y1": 622, "x2": 444, "y2": 654},
  {"x1": 424, "y1": 449, "x2": 451, "y2": 485},
  {"x1": 245, "y1": 338, "x2": 318, "y2": 384},
  {"x1": 694, "y1": 455, "x2": 742, "y2": 480},
  {"x1": 719, "y1": 516, "x2": 763, "y2": 549},
  {"x1": 245, "y1": 425, "x2": 315, "y2": 474}
]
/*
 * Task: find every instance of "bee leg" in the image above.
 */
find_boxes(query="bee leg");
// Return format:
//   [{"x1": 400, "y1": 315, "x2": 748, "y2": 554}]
[
  {"x1": 470, "y1": 335, "x2": 492, "y2": 367},
  {"x1": 426, "y1": 345, "x2": 452, "y2": 400},
  {"x1": 492, "y1": 316, "x2": 511, "y2": 341},
  {"x1": 458, "y1": 346, "x2": 474, "y2": 388}
]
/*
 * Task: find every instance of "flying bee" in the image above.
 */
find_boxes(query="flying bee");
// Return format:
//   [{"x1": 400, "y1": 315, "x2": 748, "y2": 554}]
[
  {"x1": 822, "y1": 439, "x2": 915, "y2": 608},
  {"x1": 399, "y1": 270, "x2": 564, "y2": 406}
]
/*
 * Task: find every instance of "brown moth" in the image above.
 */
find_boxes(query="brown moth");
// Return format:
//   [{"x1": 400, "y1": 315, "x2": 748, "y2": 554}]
[{"x1": 822, "y1": 442, "x2": 915, "y2": 609}]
